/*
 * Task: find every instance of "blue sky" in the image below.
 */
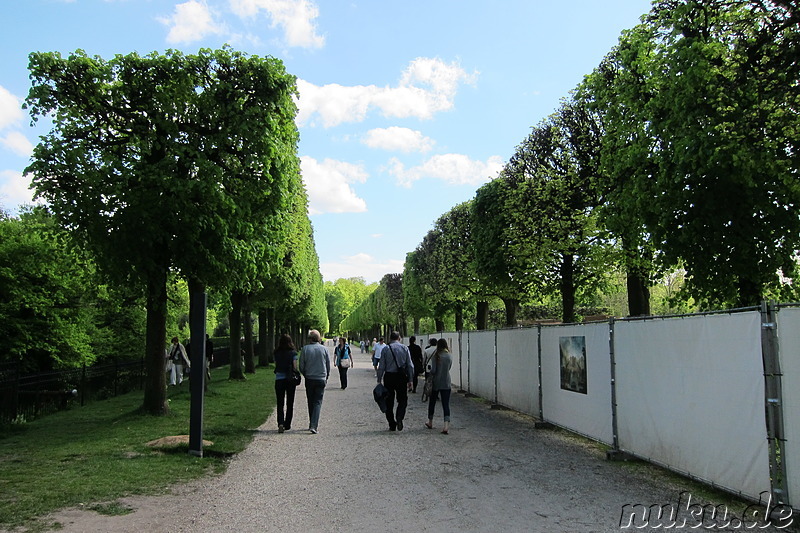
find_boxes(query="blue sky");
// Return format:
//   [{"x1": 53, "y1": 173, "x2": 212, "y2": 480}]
[{"x1": 0, "y1": 0, "x2": 653, "y2": 283}]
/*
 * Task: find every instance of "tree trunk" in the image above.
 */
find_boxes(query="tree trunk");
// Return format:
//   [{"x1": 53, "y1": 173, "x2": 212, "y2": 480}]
[
  {"x1": 413, "y1": 316, "x2": 420, "y2": 335},
  {"x1": 434, "y1": 318, "x2": 444, "y2": 332},
  {"x1": 503, "y1": 298, "x2": 519, "y2": 327},
  {"x1": 737, "y1": 278, "x2": 762, "y2": 308},
  {"x1": 626, "y1": 272, "x2": 651, "y2": 317},
  {"x1": 476, "y1": 301, "x2": 489, "y2": 330},
  {"x1": 561, "y1": 253, "x2": 576, "y2": 324},
  {"x1": 266, "y1": 307, "x2": 275, "y2": 363},
  {"x1": 257, "y1": 308, "x2": 268, "y2": 367},
  {"x1": 228, "y1": 291, "x2": 245, "y2": 380},
  {"x1": 454, "y1": 305, "x2": 464, "y2": 332},
  {"x1": 243, "y1": 293, "x2": 255, "y2": 374},
  {"x1": 142, "y1": 270, "x2": 169, "y2": 415}
]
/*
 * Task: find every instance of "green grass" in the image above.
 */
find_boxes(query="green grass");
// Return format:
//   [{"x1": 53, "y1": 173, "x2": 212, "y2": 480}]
[{"x1": 0, "y1": 366, "x2": 275, "y2": 530}]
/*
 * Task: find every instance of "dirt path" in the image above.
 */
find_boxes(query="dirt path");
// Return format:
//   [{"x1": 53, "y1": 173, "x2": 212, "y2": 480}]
[{"x1": 30, "y1": 347, "x2": 794, "y2": 532}]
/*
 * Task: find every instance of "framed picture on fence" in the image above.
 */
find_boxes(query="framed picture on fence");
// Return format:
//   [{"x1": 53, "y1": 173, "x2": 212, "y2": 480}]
[{"x1": 559, "y1": 336, "x2": 587, "y2": 394}]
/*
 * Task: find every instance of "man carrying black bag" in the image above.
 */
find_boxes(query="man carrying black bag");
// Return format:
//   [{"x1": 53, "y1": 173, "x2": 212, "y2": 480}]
[{"x1": 376, "y1": 331, "x2": 414, "y2": 431}]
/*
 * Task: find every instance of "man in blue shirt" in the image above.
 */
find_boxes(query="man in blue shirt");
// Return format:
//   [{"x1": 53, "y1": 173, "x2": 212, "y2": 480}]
[{"x1": 376, "y1": 331, "x2": 414, "y2": 431}]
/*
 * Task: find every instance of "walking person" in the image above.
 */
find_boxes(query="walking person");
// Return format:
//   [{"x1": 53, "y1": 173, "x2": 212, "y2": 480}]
[
  {"x1": 167, "y1": 336, "x2": 190, "y2": 386},
  {"x1": 372, "y1": 337, "x2": 385, "y2": 376},
  {"x1": 299, "y1": 329, "x2": 330, "y2": 434},
  {"x1": 423, "y1": 337, "x2": 437, "y2": 382},
  {"x1": 273, "y1": 333, "x2": 299, "y2": 433},
  {"x1": 409, "y1": 336, "x2": 424, "y2": 393},
  {"x1": 334, "y1": 336, "x2": 353, "y2": 390},
  {"x1": 376, "y1": 331, "x2": 414, "y2": 431},
  {"x1": 425, "y1": 338, "x2": 453, "y2": 434}
]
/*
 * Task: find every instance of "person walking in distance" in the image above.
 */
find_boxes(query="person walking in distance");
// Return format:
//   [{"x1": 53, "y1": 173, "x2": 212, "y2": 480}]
[
  {"x1": 299, "y1": 329, "x2": 330, "y2": 434},
  {"x1": 168, "y1": 336, "x2": 190, "y2": 386},
  {"x1": 334, "y1": 336, "x2": 353, "y2": 390},
  {"x1": 423, "y1": 337, "x2": 437, "y2": 379},
  {"x1": 273, "y1": 333, "x2": 299, "y2": 433},
  {"x1": 376, "y1": 331, "x2": 414, "y2": 431},
  {"x1": 408, "y1": 336, "x2": 424, "y2": 393},
  {"x1": 372, "y1": 337, "x2": 386, "y2": 376},
  {"x1": 425, "y1": 338, "x2": 453, "y2": 434}
]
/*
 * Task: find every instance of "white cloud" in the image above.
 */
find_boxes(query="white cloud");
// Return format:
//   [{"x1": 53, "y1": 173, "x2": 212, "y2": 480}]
[
  {"x1": 362, "y1": 127, "x2": 434, "y2": 153},
  {"x1": 0, "y1": 86, "x2": 24, "y2": 131},
  {"x1": 0, "y1": 170, "x2": 39, "y2": 212},
  {"x1": 388, "y1": 153, "x2": 503, "y2": 188},
  {"x1": 229, "y1": 0, "x2": 324, "y2": 49},
  {"x1": 300, "y1": 156, "x2": 368, "y2": 215},
  {"x1": 320, "y1": 253, "x2": 404, "y2": 283},
  {"x1": 1, "y1": 131, "x2": 34, "y2": 158},
  {"x1": 158, "y1": 0, "x2": 224, "y2": 44},
  {"x1": 296, "y1": 57, "x2": 477, "y2": 128}
]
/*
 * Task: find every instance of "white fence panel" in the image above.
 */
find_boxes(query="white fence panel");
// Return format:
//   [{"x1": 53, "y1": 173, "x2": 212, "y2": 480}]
[
  {"x1": 540, "y1": 323, "x2": 613, "y2": 444},
  {"x1": 777, "y1": 307, "x2": 800, "y2": 507},
  {"x1": 496, "y1": 328, "x2": 539, "y2": 416},
  {"x1": 615, "y1": 312, "x2": 770, "y2": 501},
  {"x1": 466, "y1": 330, "x2": 496, "y2": 400}
]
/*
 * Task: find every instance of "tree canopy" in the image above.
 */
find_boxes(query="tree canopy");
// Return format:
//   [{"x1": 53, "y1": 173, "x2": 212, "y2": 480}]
[{"x1": 24, "y1": 47, "x2": 318, "y2": 413}]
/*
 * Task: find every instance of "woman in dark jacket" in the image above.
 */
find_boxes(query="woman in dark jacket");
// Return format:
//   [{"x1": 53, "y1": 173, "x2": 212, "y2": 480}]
[{"x1": 274, "y1": 334, "x2": 299, "y2": 433}]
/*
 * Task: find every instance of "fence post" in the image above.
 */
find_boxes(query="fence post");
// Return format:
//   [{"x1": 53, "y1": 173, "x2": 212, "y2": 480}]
[
  {"x1": 760, "y1": 301, "x2": 789, "y2": 507},
  {"x1": 493, "y1": 329, "x2": 499, "y2": 407},
  {"x1": 537, "y1": 324, "x2": 543, "y2": 421},
  {"x1": 606, "y1": 317, "x2": 626, "y2": 460},
  {"x1": 457, "y1": 330, "x2": 465, "y2": 393}
]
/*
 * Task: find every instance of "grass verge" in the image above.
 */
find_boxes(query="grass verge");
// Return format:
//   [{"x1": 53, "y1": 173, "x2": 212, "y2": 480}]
[{"x1": 0, "y1": 365, "x2": 275, "y2": 531}]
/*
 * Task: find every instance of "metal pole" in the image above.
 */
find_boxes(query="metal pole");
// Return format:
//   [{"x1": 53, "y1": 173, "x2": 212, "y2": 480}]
[
  {"x1": 609, "y1": 318, "x2": 619, "y2": 452},
  {"x1": 494, "y1": 328, "x2": 499, "y2": 406},
  {"x1": 537, "y1": 324, "x2": 543, "y2": 422},
  {"x1": 760, "y1": 301, "x2": 789, "y2": 506},
  {"x1": 189, "y1": 291, "x2": 207, "y2": 458}
]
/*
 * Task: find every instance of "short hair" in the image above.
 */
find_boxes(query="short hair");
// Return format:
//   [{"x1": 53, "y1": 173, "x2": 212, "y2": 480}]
[
  {"x1": 409, "y1": 336, "x2": 417, "y2": 343},
  {"x1": 389, "y1": 331, "x2": 401, "y2": 341},
  {"x1": 429, "y1": 337, "x2": 438, "y2": 346},
  {"x1": 171, "y1": 336, "x2": 179, "y2": 343},
  {"x1": 308, "y1": 329, "x2": 321, "y2": 343}
]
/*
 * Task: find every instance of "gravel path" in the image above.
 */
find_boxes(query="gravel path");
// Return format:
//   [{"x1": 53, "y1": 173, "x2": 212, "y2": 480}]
[{"x1": 38, "y1": 347, "x2": 794, "y2": 532}]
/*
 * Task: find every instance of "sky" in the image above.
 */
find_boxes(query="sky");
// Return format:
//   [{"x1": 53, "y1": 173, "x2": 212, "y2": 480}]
[{"x1": 0, "y1": 0, "x2": 654, "y2": 284}]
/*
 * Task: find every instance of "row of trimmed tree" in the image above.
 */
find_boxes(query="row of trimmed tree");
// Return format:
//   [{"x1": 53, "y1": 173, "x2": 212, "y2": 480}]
[
  {"x1": 22, "y1": 47, "x2": 327, "y2": 414},
  {"x1": 340, "y1": 0, "x2": 800, "y2": 336}
]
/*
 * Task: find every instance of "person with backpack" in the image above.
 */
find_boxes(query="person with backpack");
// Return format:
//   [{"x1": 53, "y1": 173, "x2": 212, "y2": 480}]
[{"x1": 334, "y1": 336, "x2": 353, "y2": 390}]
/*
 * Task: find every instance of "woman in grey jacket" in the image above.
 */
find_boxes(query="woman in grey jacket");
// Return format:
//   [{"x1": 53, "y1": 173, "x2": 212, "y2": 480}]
[{"x1": 424, "y1": 338, "x2": 453, "y2": 434}]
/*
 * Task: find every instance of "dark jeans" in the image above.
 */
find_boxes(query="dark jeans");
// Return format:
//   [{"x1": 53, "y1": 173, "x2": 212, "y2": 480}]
[
  {"x1": 412, "y1": 372, "x2": 422, "y2": 393},
  {"x1": 275, "y1": 378, "x2": 296, "y2": 429},
  {"x1": 338, "y1": 366, "x2": 349, "y2": 389},
  {"x1": 428, "y1": 388, "x2": 451, "y2": 422},
  {"x1": 383, "y1": 371, "x2": 409, "y2": 428},
  {"x1": 305, "y1": 379, "x2": 326, "y2": 430}
]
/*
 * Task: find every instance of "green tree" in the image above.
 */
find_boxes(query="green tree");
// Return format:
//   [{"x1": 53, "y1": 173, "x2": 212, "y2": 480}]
[
  {"x1": 325, "y1": 277, "x2": 376, "y2": 334},
  {"x1": 25, "y1": 48, "x2": 303, "y2": 413},
  {"x1": 505, "y1": 101, "x2": 612, "y2": 323},
  {"x1": 471, "y1": 174, "x2": 535, "y2": 326},
  {"x1": 588, "y1": 1, "x2": 800, "y2": 307}
]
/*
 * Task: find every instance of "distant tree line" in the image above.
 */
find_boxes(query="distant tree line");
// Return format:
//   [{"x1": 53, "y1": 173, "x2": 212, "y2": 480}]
[
  {"x1": 6, "y1": 47, "x2": 327, "y2": 415},
  {"x1": 338, "y1": 0, "x2": 800, "y2": 337}
]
